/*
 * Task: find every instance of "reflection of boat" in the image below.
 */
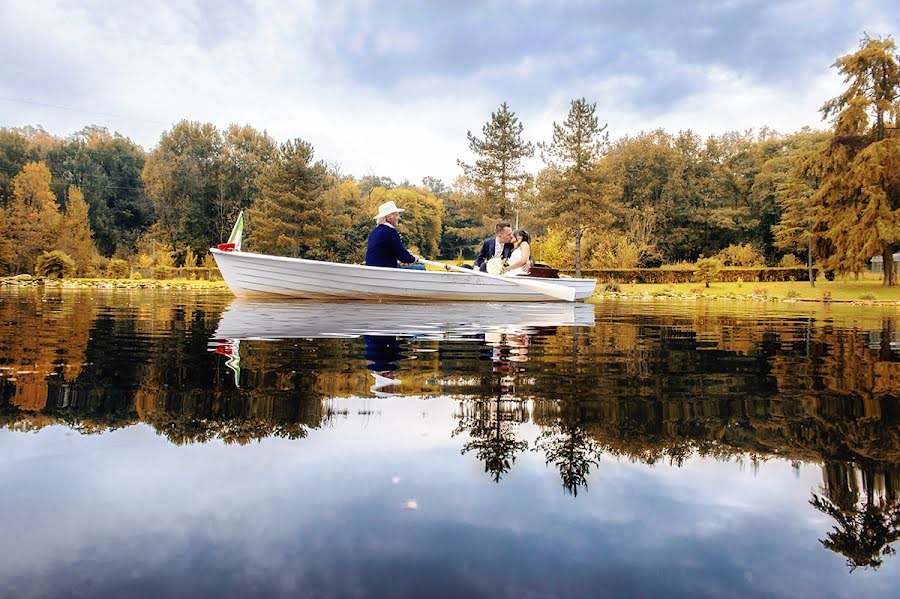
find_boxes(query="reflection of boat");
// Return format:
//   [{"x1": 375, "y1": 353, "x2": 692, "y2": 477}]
[
  {"x1": 212, "y1": 300, "x2": 596, "y2": 341},
  {"x1": 210, "y1": 248, "x2": 596, "y2": 302}
]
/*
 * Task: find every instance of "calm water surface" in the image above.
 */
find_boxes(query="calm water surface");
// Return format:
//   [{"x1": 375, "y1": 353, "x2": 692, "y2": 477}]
[{"x1": 1, "y1": 288, "x2": 899, "y2": 598}]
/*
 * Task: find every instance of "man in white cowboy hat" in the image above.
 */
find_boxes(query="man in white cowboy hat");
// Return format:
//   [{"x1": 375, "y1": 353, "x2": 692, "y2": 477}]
[{"x1": 365, "y1": 200, "x2": 423, "y2": 268}]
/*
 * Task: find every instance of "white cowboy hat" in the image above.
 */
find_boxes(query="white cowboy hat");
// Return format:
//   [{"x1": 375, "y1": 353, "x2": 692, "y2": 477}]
[{"x1": 374, "y1": 200, "x2": 405, "y2": 220}]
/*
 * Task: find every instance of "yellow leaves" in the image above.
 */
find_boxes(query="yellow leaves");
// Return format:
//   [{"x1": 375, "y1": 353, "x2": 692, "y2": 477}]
[
  {"x1": 0, "y1": 161, "x2": 64, "y2": 274},
  {"x1": 57, "y1": 186, "x2": 101, "y2": 276}
]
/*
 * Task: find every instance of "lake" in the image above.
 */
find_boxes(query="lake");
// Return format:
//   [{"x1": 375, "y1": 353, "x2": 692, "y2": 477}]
[{"x1": 1, "y1": 288, "x2": 898, "y2": 598}]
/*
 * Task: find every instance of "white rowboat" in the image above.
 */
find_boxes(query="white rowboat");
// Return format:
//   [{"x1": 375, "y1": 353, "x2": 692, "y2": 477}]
[{"x1": 210, "y1": 248, "x2": 596, "y2": 302}]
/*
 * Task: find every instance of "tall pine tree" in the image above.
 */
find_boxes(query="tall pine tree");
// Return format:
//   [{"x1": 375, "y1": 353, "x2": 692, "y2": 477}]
[
  {"x1": 247, "y1": 139, "x2": 333, "y2": 258},
  {"x1": 458, "y1": 102, "x2": 534, "y2": 225},
  {"x1": 538, "y1": 98, "x2": 611, "y2": 276}
]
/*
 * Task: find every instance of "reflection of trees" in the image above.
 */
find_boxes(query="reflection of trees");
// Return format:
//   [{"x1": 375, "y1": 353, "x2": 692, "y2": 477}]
[
  {"x1": 534, "y1": 415, "x2": 603, "y2": 496},
  {"x1": 455, "y1": 395, "x2": 528, "y2": 483},
  {"x1": 0, "y1": 288, "x2": 96, "y2": 411},
  {"x1": 811, "y1": 461, "x2": 900, "y2": 571}
]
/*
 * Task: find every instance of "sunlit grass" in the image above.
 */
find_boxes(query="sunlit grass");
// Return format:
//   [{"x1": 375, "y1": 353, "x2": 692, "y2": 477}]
[{"x1": 613, "y1": 275, "x2": 900, "y2": 302}]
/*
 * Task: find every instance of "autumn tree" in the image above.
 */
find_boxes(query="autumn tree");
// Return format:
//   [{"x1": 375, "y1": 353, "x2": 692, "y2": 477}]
[
  {"x1": 538, "y1": 98, "x2": 611, "y2": 276},
  {"x1": 458, "y1": 102, "x2": 534, "y2": 225},
  {"x1": 247, "y1": 139, "x2": 334, "y2": 258},
  {"x1": 142, "y1": 120, "x2": 224, "y2": 253},
  {"x1": 807, "y1": 35, "x2": 900, "y2": 285},
  {"x1": 0, "y1": 162, "x2": 63, "y2": 274},
  {"x1": 57, "y1": 185, "x2": 101, "y2": 275}
]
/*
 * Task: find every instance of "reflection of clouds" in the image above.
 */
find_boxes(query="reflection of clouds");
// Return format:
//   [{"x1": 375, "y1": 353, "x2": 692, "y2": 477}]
[{"x1": 1, "y1": 404, "x2": 899, "y2": 597}]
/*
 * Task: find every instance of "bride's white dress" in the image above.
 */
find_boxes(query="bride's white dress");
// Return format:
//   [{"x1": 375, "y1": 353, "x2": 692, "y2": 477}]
[{"x1": 503, "y1": 247, "x2": 529, "y2": 277}]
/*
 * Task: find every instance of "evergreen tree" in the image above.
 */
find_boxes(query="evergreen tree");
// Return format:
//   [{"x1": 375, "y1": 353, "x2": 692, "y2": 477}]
[
  {"x1": 764, "y1": 131, "x2": 830, "y2": 285},
  {"x1": 458, "y1": 102, "x2": 534, "y2": 224},
  {"x1": 808, "y1": 35, "x2": 900, "y2": 285},
  {"x1": 247, "y1": 139, "x2": 333, "y2": 258},
  {"x1": 538, "y1": 98, "x2": 611, "y2": 276}
]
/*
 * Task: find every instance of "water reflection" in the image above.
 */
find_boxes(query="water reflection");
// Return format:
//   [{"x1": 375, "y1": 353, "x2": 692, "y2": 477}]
[{"x1": 2, "y1": 289, "x2": 900, "y2": 587}]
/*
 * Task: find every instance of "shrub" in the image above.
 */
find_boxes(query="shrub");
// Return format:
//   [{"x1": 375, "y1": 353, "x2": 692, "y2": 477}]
[
  {"x1": 693, "y1": 258, "x2": 722, "y2": 288},
  {"x1": 779, "y1": 254, "x2": 802, "y2": 268},
  {"x1": 636, "y1": 248, "x2": 664, "y2": 268},
  {"x1": 602, "y1": 281, "x2": 621, "y2": 293},
  {"x1": 584, "y1": 229, "x2": 641, "y2": 269},
  {"x1": 151, "y1": 266, "x2": 176, "y2": 280},
  {"x1": 130, "y1": 271, "x2": 142, "y2": 280},
  {"x1": 536, "y1": 227, "x2": 574, "y2": 268},
  {"x1": 201, "y1": 252, "x2": 217, "y2": 269},
  {"x1": 35, "y1": 251, "x2": 76, "y2": 279},
  {"x1": 714, "y1": 243, "x2": 766, "y2": 267},
  {"x1": 785, "y1": 290, "x2": 800, "y2": 299},
  {"x1": 106, "y1": 259, "x2": 130, "y2": 278},
  {"x1": 182, "y1": 246, "x2": 199, "y2": 268},
  {"x1": 752, "y1": 288, "x2": 768, "y2": 296},
  {"x1": 859, "y1": 293, "x2": 876, "y2": 301}
]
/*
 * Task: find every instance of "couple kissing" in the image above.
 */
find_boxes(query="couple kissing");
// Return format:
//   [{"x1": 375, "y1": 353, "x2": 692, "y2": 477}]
[{"x1": 472, "y1": 222, "x2": 532, "y2": 277}]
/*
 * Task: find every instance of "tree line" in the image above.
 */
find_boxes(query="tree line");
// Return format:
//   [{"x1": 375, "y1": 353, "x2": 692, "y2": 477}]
[{"x1": 0, "y1": 35, "x2": 897, "y2": 283}]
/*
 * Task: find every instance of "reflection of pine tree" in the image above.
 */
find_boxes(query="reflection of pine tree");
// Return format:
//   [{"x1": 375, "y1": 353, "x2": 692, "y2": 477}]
[
  {"x1": 534, "y1": 419, "x2": 603, "y2": 496},
  {"x1": 810, "y1": 462, "x2": 900, "y2": 571},
  {"x1": 455, "y1": 396, "x2": 528, "y2": 483}
]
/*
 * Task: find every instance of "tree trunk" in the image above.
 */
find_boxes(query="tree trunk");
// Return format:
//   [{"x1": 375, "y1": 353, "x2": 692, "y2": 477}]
[
  {"x1": 808, "y1": 232, "x2": 815, "y2": 287},
  {"x1": 574, "y1": 225, "x2": 582, "y2": 279},
  {"x1": 883, "y1": 246, "x2": 895, "y2": 286}
]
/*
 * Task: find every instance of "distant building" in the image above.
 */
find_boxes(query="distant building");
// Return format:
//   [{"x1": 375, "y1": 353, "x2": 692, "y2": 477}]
[{"x1": 869, "y1": 252, "x2": 900, "y2": 273}]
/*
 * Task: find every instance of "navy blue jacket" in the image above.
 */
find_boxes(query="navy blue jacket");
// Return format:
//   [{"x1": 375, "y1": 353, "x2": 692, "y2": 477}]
[
  {"x1": 473, "y1": 238, "x2": 514, "y2": 271},
  {"x1": 365, "y1": 224, "x2": 417, "y2": 267}
]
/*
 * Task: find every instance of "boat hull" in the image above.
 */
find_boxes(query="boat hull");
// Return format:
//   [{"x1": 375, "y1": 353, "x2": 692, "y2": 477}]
[{"x1": 210, "y1": 249, "x2": 596, "y2": 302}]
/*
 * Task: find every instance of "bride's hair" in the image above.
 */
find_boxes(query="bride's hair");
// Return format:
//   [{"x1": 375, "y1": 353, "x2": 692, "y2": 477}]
[{"x1": 512, "y1": 229, "x2": 530, "y2": 244}]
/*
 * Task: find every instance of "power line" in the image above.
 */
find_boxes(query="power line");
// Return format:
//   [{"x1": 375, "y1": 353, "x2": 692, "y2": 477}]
[{"x1": 0, "y1": 96, "x2": 172, "y2": 127}]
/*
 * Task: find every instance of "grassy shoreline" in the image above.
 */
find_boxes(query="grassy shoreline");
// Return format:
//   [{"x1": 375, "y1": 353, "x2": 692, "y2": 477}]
[
  {"x1": 1, "y1": 274, "x2": 898, "y2": 304},
  {"x1": 596, "y1": 278, "x2": 900, "y2": 304}
]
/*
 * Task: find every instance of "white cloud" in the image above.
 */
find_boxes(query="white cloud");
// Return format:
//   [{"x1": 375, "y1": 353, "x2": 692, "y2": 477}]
[{"x1": 1, "y1": 0, "x2": 898, "y2": 184}]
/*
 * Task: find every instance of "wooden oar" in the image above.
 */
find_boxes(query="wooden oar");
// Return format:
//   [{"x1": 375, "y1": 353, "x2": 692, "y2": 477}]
[{"x1": 418, "y1": 259, "x2": 576, "y2": 302}]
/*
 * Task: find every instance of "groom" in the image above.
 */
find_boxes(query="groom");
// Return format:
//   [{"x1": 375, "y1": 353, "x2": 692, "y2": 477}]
[{"x1": 472, "y1": 222, "x2": 514, "y2": 272}]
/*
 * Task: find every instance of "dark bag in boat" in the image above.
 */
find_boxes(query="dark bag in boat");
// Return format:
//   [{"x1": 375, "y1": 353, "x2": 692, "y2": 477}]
[{"x1": 524, "y1": 263, "x2": 559, "y2": 278}]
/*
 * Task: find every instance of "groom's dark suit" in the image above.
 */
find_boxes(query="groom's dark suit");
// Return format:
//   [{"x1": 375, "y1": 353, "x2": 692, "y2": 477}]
[{"x1": 473, "y1": 238, "x2": 514, "y2": 272}]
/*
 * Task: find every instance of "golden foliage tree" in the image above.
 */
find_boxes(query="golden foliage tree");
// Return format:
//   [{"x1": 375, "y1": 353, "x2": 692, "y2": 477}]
[
  {"x1": 0, "y1": 162, "x2": 63, "y2": 274},
  {"x1": 58, "y1": 185, "x2": 101, "y2": 276},
  {"x1": 807, "y1": 35, "x2": 900, "y2": 285}
]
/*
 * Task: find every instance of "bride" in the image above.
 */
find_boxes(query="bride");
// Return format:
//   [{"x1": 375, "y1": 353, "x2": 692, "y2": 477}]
[{"x1": 499, "y1": 229, "x2": 532, "y2": 276}]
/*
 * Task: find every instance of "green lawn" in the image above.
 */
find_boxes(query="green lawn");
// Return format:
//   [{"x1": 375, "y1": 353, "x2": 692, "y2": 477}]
[{"x1": 610, "y1": 275, "x2": 900, "y2": 302}]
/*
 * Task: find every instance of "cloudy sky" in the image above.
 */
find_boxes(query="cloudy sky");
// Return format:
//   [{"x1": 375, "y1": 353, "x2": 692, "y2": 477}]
[{"x1": 1, "y1": 0, "x2": 898, "y2": 183}]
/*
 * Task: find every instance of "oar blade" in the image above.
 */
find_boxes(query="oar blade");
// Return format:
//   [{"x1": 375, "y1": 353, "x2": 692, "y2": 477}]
[{"x1": 418, "y1": 259, "x2": 576, "y2": 301}]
